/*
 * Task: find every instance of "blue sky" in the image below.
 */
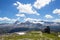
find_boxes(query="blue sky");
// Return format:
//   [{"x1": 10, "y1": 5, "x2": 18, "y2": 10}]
[{"x1": 0, "y1": 0, "x2": 60, "y2": 23}]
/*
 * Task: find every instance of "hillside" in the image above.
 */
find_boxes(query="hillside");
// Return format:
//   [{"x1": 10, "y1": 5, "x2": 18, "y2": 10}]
[{"x1": 0, "y1": 31, "x2": 60, "y2": 40}]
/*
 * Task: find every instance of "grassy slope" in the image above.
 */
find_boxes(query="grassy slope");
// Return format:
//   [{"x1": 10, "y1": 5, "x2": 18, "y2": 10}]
[{"x1": 0, "y1": 31, "x2": 60, "y2": 40}]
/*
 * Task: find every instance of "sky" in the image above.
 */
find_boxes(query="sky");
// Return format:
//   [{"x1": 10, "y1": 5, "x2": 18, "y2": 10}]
[{"x1": 0, "y1": 0, "x2": 60, "y2": 23}]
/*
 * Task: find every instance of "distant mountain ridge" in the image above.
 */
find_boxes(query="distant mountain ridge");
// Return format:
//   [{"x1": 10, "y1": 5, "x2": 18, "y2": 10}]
[{"x1": 0, "y1": 21, "x2": 60, "y2": 34}]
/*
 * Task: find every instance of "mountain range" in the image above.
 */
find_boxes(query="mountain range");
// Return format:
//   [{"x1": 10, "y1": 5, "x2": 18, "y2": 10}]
[{"x1": 0, "y1": 21, "x2": 60, "y2": 34}]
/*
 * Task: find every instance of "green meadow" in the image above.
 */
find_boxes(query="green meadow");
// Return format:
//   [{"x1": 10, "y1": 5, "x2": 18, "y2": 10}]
[{"x1": 0, "y1": 31, "x2": 60, "y2": 40}]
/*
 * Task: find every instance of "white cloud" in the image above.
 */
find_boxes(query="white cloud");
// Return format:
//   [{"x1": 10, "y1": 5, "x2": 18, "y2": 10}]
[
  {"x1": 53, "y1": 9, "x2": 60, "y2": 15},
  {"x1": 33, "y1": 0, "x2": 52, "y2": 9},
  {"x1": 24, "y1": 18, "x2": 42, "y2": 23},
  {"x1": 33, "y1": 21, "x2": 44, "y2": 24},
  {"x1": 14, "y1": 1, "x2": 40, "y2": 15},
  {"x1": 45, "y1": 14, "x2": 53, "y2": 18},
  {"x1": 53, "y1": 19, "x2": 60, "y2": 22},
  {"x1": 16, "y1": 14, "x2": 25, "y2": 17},
  {"x1": 0, "y1": 17, "x2": 17, "y2": 23},
  {"x1": 0, "y1": 17, "x2": 10, "y2": 21},
  {"x1": 13, "y1": 3, "x2": 17, "y2": 6},
  {"x1": 24, "y1": 18, "x2": 41, "y2": 22},
  {"x1": 24, "y1": 18, "x2": 45, "y2": 24}
]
